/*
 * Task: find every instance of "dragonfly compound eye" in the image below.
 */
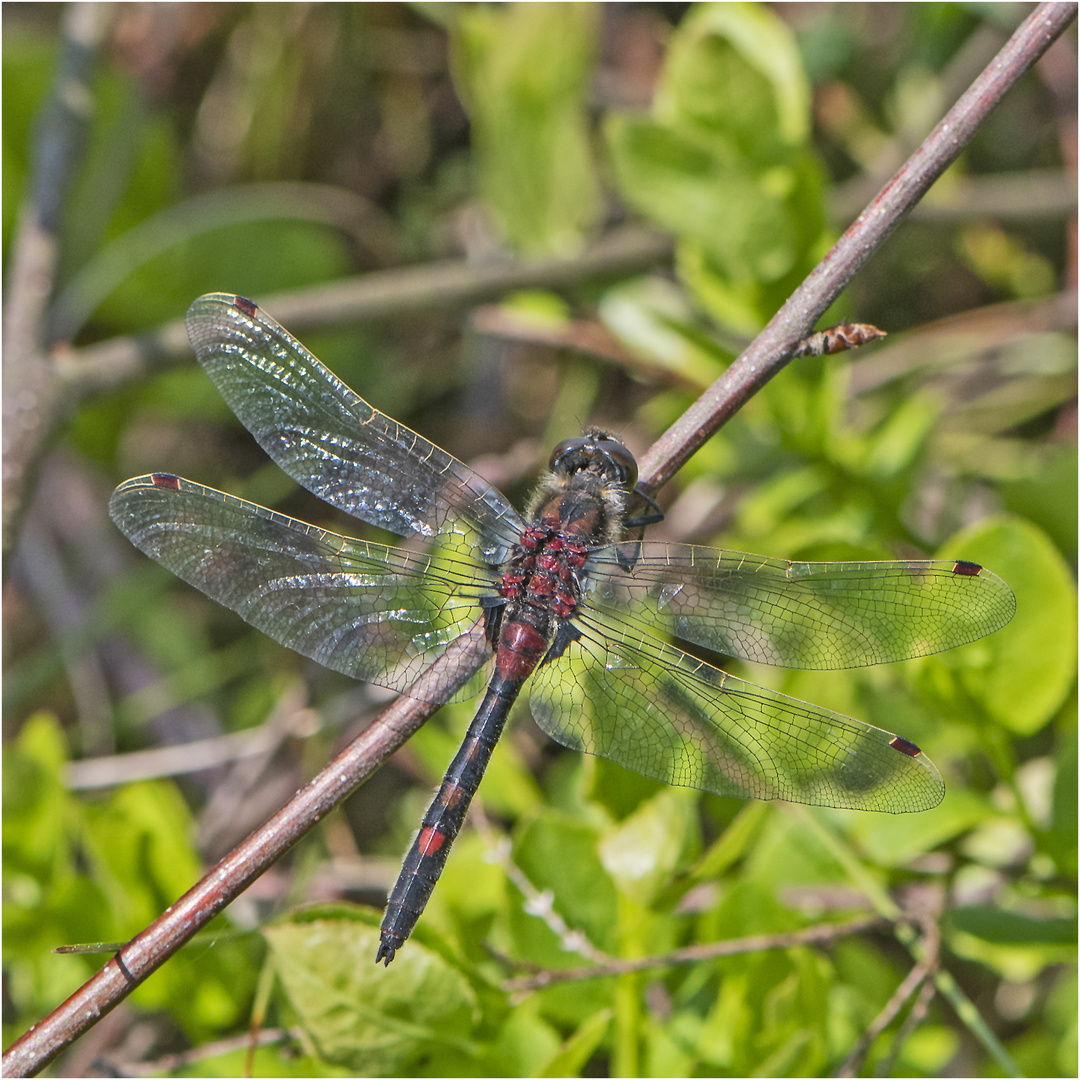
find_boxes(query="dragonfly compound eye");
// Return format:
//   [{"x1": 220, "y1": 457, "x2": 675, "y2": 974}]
[
  {"x1": 593, "y1": 436, "x2": 638, "y2": 490},
  {"x1": 549, "y1": 434, "x2": 638, "y2": 489}
]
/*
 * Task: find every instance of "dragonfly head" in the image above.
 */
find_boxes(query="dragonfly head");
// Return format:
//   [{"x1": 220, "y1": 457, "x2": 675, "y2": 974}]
[{"x1": 548, "y1": 429, "x2": 638, "y2": 491}]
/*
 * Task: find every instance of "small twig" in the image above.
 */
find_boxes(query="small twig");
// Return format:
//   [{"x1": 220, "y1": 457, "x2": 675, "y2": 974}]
[
  {"x1": 833, "y1": 168, "x2": 1076, "y2": 226},
  {"x1": 2, "y1": 3, "x2": 112, "y2": 560},
  {"x1": 65, "y1": 683, "x2": 317, "y2": 790},
  {"x1": 834, "y1": 962, "x2": 933, "y2": 1078},
  {"x1": 635, "y1": 1, "x2": 1077, "y2": 496},
  {"x1": 467, "y1": 304, "x2": 693, "y2": 385},
  {"x1": 876, "y1": 971, "x2": 939, "y2": 1078},
  {"x1": 98, "y1": 1026, "x2": 301, "y2": 1077},
  {"x1": 503, "y1": 916, "x2": 886, "y2": 994},
  {"x1": 834, "y1": 916, "x2": 941, "y2": 1078},
  {"x1": 479, "y1": 829, "x2": 613, "y2": 966},
  {"x1": 58, "y1": 225, "x2": 675, "y2": 398}
]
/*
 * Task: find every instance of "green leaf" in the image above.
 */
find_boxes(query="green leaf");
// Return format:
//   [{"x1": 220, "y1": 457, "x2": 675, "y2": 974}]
[
  {"x1": 3, "y1": 712, "x2": 71, "y2": 877},
  {"x1": 450, "y1": 3, "x2": 601, "y2": 255},
  {"x1": 535, "y1": 1008, "x2": 612, "y2": 1078},
  {"x1": 264, "y1": 913, "x2": 479, "y2": 1075},
  {"x1": 607, "y1": 117, "x2": 798, "y2": 283},
  {"x1": 842, "y1": 788, "x2": 991, "y2": 867},
  {"x1": 82, "y1": 780, "x2": 202, "y2": 937},
  {"x1": 949, "y1": 907, "x2": 1077, "y2": 946},
  {"x1": 658, "y1": 2, "x2": 812, "y2": 151},
  {"x1": 598, "y1": 788, "x2": 699, "y2": 902},
  {"x1": 511, "y1": 812, "x2": 618, "y2": 961},
  {"x1": 598, "y1": 276, "x2": 728, "y2": 388},
  {"x1": 483, "y1": 995, "x2": 562, "y2": 1076},
  {"x1": 605, "y1": 1, "x2": 826, "y2": 331},
  {"x1": 938, "y1": 517, "x2": 1077, "y2": 735}
]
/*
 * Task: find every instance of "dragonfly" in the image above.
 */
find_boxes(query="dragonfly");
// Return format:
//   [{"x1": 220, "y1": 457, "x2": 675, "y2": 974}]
[{"x1": 109, "y1": 293, "x2": 1015, "y2": 966}]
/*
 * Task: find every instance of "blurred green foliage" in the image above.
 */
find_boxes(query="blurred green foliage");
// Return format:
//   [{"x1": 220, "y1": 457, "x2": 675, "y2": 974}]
[{"x1": 3, "y1": 2, "x2": 1075, "y2": 1076}]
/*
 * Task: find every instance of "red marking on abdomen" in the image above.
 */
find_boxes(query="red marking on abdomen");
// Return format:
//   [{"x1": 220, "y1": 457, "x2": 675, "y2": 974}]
[
  {"x1": 151, "y1": 473, "x2": 181, "y2": 490},
  {"x1": 417, "y1": 827, "x2": 446, "y2": 856},
  {"x1": 234, "y1": 295, "x2": 258, "y2": 317},
  {"x1": 496, "y1": 620, "x2": 547, "y2": 681},
  {"x1": 889, "y1": 736, "x2": 922, "y2": 758},
  {"x1": 952, "y1": 560, "x2": 982, "y2": 577}
]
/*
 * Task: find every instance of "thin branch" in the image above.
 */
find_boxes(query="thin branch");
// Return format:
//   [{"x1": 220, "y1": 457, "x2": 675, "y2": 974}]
[
  {"x1": 835, "y1": 916, "x2": 940, "y2": 1078},
  {"x1": 99, "y1": 1026, "x2": 302, "y2": 1077},
  {"x1": 479, "y1": 827, "x2": 614, "y2": 967},
  {"x1": 876, "y1": 968, "x2": 940, "y2": 1078},
  {"x1": 65, "y1": 683, "x2": 316, "y2": 790},
  {"x1": 502, "y1": 916, "x2": 886, "y2": 994},
  {"x1": 3, "y1": 5, "x2": 1073, "y2": 1076},
  {"x1": 833, "y1": 168, "x2": 1076, "y2": 225},
  {"x1": 2, "y1": 3, "x2": 112, "y2": 560},
  {"x1": 58, "y1": 224, "x2": 675, "y2": 398}
]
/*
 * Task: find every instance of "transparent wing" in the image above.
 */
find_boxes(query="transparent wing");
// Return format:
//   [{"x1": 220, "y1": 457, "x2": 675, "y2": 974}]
[
  {"x1": 528, "y1": 610, "x2": 944, "y2": 814},
  {"x1": 109, "y1": 474, "x2": 495, "y2": 698},
  {"x1": 585, "y1": 543, "x2": 1016, "y2": 669},
  {"x1": 185, "y1": 293, "x2": 525, "y2": 565}
]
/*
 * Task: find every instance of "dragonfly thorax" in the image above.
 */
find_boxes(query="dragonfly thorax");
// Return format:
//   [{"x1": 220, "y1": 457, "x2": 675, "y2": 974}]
[{"x1": 525, "y1": 429, "x2": 638, "y2": 547}]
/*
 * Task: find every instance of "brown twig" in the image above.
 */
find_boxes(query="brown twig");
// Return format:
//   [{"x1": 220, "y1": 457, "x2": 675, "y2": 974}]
[
  {"x1": 3, "y1": 5, "x2": 1074, "y2": 1076},
  {"x1": 503, "y1": 916, "x2": 886, "y2": 994},
  {"x1": 57, "y1": 224, "x2": 675, "y2": 398},
  {"x1": 834, "y1": 910, "x2": 941, "y2": 1078},
  {"x1": 98, "y1": 1026, "x2": 302, "y2": 1077},
  {"x1": 2, "y1": 3, "x2": 112, "y2": 561}
]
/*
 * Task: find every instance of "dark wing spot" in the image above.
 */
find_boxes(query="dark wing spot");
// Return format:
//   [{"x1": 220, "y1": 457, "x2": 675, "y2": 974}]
[
  {"x1": 150, "y1": 473, "x2": 181, "y2": 490},
  {"x1": 234, "y1": 295, "x2": 258, "y2": 318},
  {"x1": 952, "y1": 560, "x2": 983, "y2": 577},
  {"x1": 889, "y1": 736, "x2": 922, "y2": 758}
]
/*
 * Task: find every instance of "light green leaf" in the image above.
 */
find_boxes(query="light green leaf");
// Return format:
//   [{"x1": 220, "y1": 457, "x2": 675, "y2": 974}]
[
  {"x1": 658, "y1": 2, "x2": 811, "y2": 149},
  {"x1": 939, "y1": 517, "x2": 1076, "y2": 735},
  {"x1": 598, "y1": 788, "x2": 699, "y2": 902},
  {"x1": 605, "y1": 1, "x2": 825, "y2": 330},
  {"x1": 450, "y1": 3, "x2": 601, "y2": 255},
  {"x1": 598, "y1": 276, "x2": 727, "y2": 388},
  {"x1": 264, "y1": 914, "x2": 478, "y2": 1075},
  {"x1": 535, "y1": 1008, "x2": 612, "y2": 1078},
  {"x1": 82, "y1": 779, "x2": 201, "y2": 934}
]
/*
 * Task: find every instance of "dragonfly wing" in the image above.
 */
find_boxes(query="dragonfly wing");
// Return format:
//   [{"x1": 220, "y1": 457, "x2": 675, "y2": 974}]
[
  {"x1": 109, "y1": 474, "x2": 494, "y2": 698},
  {"x1": 185, "y1": 293, "x2": 525, "y2": 565},
  {"x1": 527, "y1": 610, "x2": 944, "y2": 813},
  {"x1": 585, "y1": 543, "x2": 1015, "y2": 669}
]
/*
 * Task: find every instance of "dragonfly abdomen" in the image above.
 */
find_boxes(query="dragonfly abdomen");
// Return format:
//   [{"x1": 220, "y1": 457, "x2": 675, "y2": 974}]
[{"x1": 376, "y1": 673, "x2": 522, "y2": 965}]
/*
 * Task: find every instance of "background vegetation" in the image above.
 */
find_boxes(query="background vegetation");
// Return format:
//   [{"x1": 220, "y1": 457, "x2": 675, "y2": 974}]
[{"x1": 3, "y1": 3, "x2": 1075, "y2": 1076}]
